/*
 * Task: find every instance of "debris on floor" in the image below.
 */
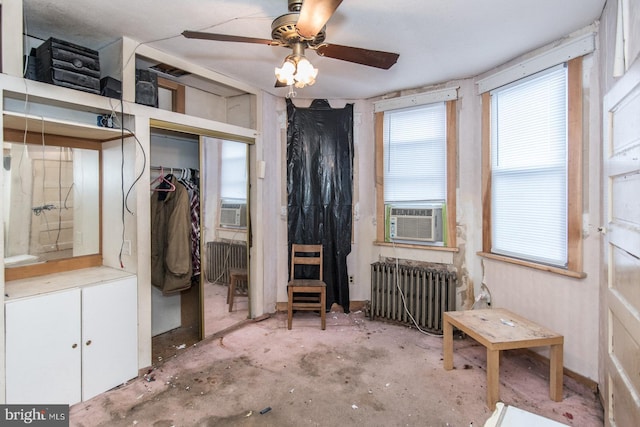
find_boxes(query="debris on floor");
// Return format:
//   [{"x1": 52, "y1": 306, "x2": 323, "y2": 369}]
[{"x1": 69, "y1": 312, "x2": 603, "y2": 427}]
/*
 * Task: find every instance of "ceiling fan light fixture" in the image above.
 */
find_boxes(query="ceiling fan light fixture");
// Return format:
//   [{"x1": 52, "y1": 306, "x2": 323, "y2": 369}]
[
  {"x1": 294, "y1": 57, "x2": 318, "y2": 86},
  {"x1": 275, "y1": 57, "x2": 297, "y2": 85},
  {"x1": 275, "y1": 52, "x2": 318, "y2": 88}
]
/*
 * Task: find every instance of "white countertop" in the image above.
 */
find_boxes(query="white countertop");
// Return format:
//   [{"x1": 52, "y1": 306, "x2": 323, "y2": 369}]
[{"x1": 5, "y1": 266, "x2": 135, "y2": 300}]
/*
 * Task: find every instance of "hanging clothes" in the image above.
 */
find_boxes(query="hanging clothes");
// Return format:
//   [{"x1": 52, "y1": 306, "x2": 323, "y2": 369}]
[
  {"x1": 151, "y1": 174, "x2": 193, "y2": 295},
  {"x1": 178, "y1": 169, "x2": 201, "y2": 279}
]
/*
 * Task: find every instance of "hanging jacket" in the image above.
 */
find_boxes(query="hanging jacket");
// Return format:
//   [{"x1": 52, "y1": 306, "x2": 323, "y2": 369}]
[{"x1": 151, "y1": 175, "x2": 192, "y2": 294}]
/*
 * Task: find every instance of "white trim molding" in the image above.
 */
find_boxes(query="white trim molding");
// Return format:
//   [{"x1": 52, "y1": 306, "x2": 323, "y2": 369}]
[
  {"x1": 373, "y1": 87, "x2": 459, "y2": 112},
  {"x1": 476, "y1": 32, "x2": 595, "y2": 94}
]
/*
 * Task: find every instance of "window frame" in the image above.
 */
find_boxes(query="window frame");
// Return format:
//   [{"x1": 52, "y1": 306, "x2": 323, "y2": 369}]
[
  {"x1": 479, "y1": 57, "x2": 585, "y2": 278},
  {"x1": 375, "y1": 99, "x2": 457, "y2": 250}
]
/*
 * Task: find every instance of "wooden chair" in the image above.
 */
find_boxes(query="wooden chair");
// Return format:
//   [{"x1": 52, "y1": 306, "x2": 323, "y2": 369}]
[
  {"x1": 287, "y1": 244, "x2": 326, "y2": 330},
  {"x1": 227, "y1": 268, "x2": 248, "y2": 312}
]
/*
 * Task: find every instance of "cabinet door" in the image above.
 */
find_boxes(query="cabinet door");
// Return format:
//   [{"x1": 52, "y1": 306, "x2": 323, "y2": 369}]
[
  {"x1": 5, "y1": 289, "x2": 82, "y2": 404},
  {"x1": 81, "y1": 276, "x2": 138, "y2": 401}
]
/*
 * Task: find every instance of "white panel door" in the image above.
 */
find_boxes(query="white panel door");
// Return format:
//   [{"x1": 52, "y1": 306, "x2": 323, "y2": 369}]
[
  {"x1": 602, "y1": 60, "x2": 640, "y2": 425},
  {"x1": 5, "y1": 288, "x2": 82, "y2": 404},
  {"x1": 81, "y1": 276, "x2": 138, "y2": 401}
]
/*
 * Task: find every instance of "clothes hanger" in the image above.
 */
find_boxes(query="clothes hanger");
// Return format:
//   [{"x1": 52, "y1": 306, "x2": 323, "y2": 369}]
[{"x1": 151, "y1": 166, "x2": 176, "y2": 192}]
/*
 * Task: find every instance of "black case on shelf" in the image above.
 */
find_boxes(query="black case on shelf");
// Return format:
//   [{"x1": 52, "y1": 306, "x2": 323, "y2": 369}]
[
  {"x1": 35, "y1": 37, "x2": 101, "y2": 94},
  {"x1": 135, "y1": 69, "x2": 158, "y2": 107},
  {"x1": 100, "y1": 76, "x2": 122, "y2": 99}
]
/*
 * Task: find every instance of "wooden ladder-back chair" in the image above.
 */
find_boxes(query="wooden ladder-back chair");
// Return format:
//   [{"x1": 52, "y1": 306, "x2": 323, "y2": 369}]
[{"x1": 287, "y1": 244, "x2": 326, "y2": 330}]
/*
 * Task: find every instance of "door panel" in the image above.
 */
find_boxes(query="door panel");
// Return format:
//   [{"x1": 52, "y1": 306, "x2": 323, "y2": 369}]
[
  {"x1": 603, "y1": 60, "x2": 640, "y2": 425},
  {"x1": 82, "y1": 276, "x2": 138, "y2": 401},
  {"x1": 5, "y1": 289, "x2": 82, "y2": 404}
]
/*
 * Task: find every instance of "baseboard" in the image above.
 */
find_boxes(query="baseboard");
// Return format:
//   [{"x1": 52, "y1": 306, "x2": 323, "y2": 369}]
[{"x1": 510, "y1": 348, "x2": 599, "y2": 393}]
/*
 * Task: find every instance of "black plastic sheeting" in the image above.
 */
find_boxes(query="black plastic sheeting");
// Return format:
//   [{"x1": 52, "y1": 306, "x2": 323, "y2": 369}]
[{"x1": 286, "y1": 98, "x2": 353, "y2": 313}]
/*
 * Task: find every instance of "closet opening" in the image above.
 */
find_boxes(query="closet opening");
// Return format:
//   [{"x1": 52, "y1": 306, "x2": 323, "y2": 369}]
[{"x1": 149, "y1": 126, "x2": 251, "y2": 363}]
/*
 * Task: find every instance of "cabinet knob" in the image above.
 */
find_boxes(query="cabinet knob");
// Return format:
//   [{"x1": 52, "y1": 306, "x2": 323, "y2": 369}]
[
  {"x1": 72, "y1": 343, "x2": 78, "y2": 349},
  {"x1": 85, "y1": 340, "x2": 92, "y2": 346}
]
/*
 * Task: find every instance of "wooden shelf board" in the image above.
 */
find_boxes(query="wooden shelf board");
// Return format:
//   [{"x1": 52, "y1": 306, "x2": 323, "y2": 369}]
[{"x1": 3, "y1": 111, "x2": 131, "y2": 142}]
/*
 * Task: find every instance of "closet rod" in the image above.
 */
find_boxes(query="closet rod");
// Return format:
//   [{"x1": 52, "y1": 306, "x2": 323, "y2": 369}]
[{"x1": 150, "y1": 165, "x2": 199, "y2": 173}]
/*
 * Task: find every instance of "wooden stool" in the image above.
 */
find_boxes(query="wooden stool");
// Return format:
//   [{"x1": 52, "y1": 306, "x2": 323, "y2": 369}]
[{"x1": 227, "y1": 268, "x2": 248, "y2": 312}]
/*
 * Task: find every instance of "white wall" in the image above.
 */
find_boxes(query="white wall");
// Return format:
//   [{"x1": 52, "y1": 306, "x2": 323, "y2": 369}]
[
  {"x1": 267, "y1": 33, "x2": 603, "y2": 381},
  {"x1": 259, "y1": 91, "x2": 281, "y2": 313}
]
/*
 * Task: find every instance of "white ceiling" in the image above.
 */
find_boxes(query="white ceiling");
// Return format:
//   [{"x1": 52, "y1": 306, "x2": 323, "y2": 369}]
[{"x1": 23, "y1": 0, "x2": 606, "y2": 100}]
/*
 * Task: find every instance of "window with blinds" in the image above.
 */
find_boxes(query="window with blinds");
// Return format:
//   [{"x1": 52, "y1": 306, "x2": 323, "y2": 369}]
[
  {"x1": 490, "y1": 65, "x2": 568, "y2": 267},
  {"x1": 383, "y1": 102, "x2": 447, "y2": 205},
  {"x1": 220, "y1": 141, "x2": 248, "y2": 201}
]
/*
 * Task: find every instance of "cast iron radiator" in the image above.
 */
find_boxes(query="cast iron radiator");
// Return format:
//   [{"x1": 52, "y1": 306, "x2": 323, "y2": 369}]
[
  {"x1": 370, "y1": 261, "x2": 457, "y2": 333},
  {"x1": 205, "y1": 241, "x2": 247, "y2": 284}
]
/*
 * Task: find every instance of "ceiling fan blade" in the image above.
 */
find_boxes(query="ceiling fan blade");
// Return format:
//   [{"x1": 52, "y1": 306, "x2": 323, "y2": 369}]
[
  {"x1": 182, "y1": 30, "x2": 277, "y2": 46},
  {"x1": 315, "y1": 44, "x2": 399, "y2": 69},
  {"x1": 296, "y1": 0, "x2": 343, "y2": 39}
]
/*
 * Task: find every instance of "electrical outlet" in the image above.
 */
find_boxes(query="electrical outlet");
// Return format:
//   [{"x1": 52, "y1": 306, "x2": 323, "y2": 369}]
[
  {"x1": 123, "y1": 240, "x2": 131, "y2": 256},
  {"x1": 348, "y1": 275, "x2": 354, "y2": 284}
]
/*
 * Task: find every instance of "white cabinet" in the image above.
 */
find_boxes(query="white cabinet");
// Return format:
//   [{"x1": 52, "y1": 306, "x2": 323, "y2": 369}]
[
  {"x1": 5, "y1": 276, "x2": 138, "y2": 404},
  {"x1": 81, "y1": 276, "x2": 138, "y2": 401},
  {"x1": 5, "y1": 288, "x2": 82, "y2": 404}
]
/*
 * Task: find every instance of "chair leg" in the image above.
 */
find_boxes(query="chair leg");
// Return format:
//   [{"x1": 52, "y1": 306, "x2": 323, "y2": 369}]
[
  {"x1": 228, "y1": 276, "x2": 236, "y2": 312},
  {"x1": 287, "y1": 287, "x2": 293, "y2": 330},
  {"x1": 320, "y1": 289, "x2": 326, "y2": 330}
]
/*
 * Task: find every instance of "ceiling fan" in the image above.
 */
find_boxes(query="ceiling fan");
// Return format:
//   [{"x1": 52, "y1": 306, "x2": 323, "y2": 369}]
[{"x1": 182, "y1": 0, "x2": 400, "y2": 88}]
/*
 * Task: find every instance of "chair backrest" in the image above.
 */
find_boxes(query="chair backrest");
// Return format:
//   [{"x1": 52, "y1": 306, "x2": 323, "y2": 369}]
[{"x1": 290, "y1": 244, "x2": 323, "y2": 281}]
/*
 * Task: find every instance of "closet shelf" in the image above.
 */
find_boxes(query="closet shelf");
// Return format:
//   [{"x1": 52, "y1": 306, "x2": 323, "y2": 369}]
[{"x1": 3, "y1": 111, "x2": 132, "y2": 142}]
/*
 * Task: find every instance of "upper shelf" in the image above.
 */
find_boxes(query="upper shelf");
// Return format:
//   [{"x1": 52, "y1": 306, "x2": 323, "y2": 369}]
[{"x1": 3, "y1": 111, "x2": 132, "y2": 142}]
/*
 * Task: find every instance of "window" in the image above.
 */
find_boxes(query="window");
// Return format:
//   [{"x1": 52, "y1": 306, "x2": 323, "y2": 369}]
[
  {"x1": 384, "y1": 103, "x2": 447, "y2": 204},
  {"x1": 218, "y1": 140, "x2": 248, "y2": 229},
  {"x1": 220, "y1": 141, "x2": 247, "y2": 201},
  {"x1": 481, "y1": 58, "x2": 584, "y2": 275},
  {"x1": 375, "y1": 100, "x2": 457, "y2": 248}
]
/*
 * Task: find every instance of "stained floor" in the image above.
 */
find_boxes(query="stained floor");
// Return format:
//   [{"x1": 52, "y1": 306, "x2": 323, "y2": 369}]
[{"x1": 69, "y1": 309, "x2": 603, "y2": 427}]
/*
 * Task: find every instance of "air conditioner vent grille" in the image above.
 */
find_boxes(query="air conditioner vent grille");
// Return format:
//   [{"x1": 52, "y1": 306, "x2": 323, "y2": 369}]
[
  {"x1": 220, "y1": 201, "x2": 247, "y2": 228},
  {"x1": 387, "y1": 205, "x2": 444, "y2": 243}
]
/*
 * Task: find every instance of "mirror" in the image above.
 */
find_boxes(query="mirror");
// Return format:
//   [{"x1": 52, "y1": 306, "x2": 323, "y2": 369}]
[
  {"x1": 202, "y1": 137, "x2": 250, "y2": 337},
  {"x1": 3, "y1": 141, "x2": 100, "y2": 269}
]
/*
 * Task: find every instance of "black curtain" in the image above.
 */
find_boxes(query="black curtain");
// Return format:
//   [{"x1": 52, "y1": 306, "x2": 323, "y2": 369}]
[{"x1": 286, "y1": 98, "x2": 353, "y2": 313}]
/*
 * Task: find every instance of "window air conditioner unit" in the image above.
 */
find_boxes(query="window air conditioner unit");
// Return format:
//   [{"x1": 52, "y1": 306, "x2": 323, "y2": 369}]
[
  {"x1": 387, "y1": 205, "x2": 444, "y2": 242},
  {"x1": 219, "y1": 200, "x2": 247, "y2": 228}
]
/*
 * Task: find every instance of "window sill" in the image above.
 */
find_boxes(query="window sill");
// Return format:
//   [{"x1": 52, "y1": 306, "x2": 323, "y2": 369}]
[
  {"x1": 477, "y1": 251, "x2": 587, "y2": 279},
  {"x1": 375, "y1": 241, "x2": 459, "y2": 252}
]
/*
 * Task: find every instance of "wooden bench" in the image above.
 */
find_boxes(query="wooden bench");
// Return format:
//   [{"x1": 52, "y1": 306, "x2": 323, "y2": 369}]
[{"x1": 443, "y1": 308, "x2": 564, "y2": 409}]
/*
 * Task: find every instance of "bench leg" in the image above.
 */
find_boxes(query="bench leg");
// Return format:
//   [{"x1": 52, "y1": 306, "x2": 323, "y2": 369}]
[
  {"x1": 487, "y1": 348, "x2": 500, "y2": 410},
  {"x1": 549, "y1": 343, "x2": 564, "y2": 401},
  {"x1": 443, "y1": 318, "x2": 454, "y2": 370}
]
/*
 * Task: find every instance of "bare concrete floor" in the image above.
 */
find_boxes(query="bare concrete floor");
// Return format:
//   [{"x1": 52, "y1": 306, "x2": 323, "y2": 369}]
[{"x1": 71, "y1": 310, "x2": 603, "y2": 427}]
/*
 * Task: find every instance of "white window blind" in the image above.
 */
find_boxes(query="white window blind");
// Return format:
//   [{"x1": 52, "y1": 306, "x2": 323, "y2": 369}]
[
  {"x1": 383, "y1": 103, "x2": 446, "y2": 204},
  {"x1": 490, "y1": 65, "x2": 568, "y2": 267},
  {"x1": 220, "y1": 141, "x2": 247, "y2": 200}
]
